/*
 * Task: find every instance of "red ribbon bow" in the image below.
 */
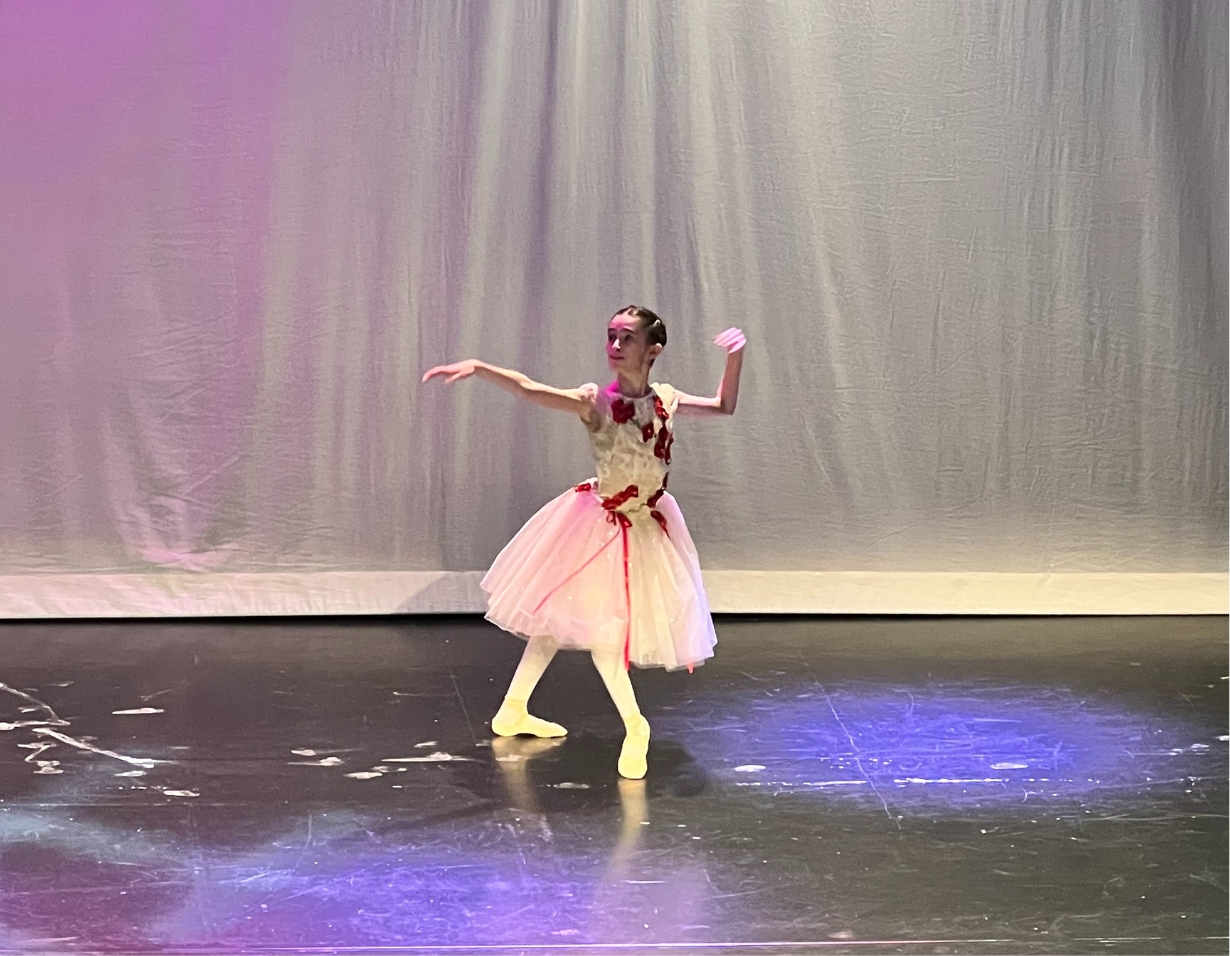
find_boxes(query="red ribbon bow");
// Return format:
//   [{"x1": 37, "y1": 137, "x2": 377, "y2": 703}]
[
  {"x1": 577, "y1": 481, "x2": 663, "y2": 530},
  {"x1": 601, "y1": 484, "x2": 638, "y2": 525}
]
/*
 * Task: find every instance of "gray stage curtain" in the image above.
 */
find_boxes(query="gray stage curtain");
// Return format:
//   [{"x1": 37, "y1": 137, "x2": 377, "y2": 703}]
[{"x1": 0, "y1": 0, "x2": 1225, "y2": 580}]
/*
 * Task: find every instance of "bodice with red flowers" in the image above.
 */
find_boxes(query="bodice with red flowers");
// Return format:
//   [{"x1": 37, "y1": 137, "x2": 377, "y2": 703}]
[{"x1": 581, "y1": 382, "x2": 677, "y2": 516}]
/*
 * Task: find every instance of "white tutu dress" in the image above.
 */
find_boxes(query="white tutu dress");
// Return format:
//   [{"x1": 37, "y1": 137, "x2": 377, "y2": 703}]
[{"x1": 482, "y1": 382, "x2": 717, "y2": 671}]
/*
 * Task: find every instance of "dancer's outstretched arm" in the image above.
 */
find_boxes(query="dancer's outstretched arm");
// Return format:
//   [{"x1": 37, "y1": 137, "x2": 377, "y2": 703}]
[
  {"x1": 674, "y1": 328, "x2": 746, "y2": 417},
  {"x1": 422, "y1": 360, "x2": 594, "y2": 420}
]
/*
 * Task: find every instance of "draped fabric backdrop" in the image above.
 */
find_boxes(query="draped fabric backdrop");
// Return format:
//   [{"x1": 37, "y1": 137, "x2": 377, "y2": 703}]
[{"x1": 0, "y1": 0, "x2": 1225, "y2": 617}]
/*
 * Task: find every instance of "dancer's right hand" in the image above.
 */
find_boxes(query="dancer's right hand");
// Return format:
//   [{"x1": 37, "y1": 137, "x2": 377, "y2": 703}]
[{"x1": 422, "y1": 360, "x2": 481, "y2": 384}]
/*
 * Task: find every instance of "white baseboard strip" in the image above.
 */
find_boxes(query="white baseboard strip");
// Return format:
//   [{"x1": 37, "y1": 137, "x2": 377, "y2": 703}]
[{"x1": 0, "y1": 571, "x2": 1224, "y2": 619}]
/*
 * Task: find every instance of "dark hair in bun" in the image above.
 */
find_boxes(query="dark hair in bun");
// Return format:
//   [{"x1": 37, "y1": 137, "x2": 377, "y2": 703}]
[{"x1": 615, "y1": 305, "x2": 667, "y2": 349}]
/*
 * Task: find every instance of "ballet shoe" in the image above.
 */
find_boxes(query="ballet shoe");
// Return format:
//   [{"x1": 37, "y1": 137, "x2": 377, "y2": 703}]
[
  {"x1": 491, "y1": 701, "x2": 567, "y2": 738},
  {"x1": 618, "y1": 714, "x2": 651, "y2": 779}
]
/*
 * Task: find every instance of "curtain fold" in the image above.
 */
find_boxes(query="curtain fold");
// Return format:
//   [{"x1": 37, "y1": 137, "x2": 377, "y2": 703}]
[{"x1": 0, "y1": 0, "x2": 1224, "y2": 581}]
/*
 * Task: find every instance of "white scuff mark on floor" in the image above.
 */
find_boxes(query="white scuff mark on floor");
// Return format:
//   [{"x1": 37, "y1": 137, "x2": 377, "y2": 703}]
[
  {"x1": 735, "y1": 780, "x2": 867, "y2": 788},
  {"x1": 20, "y1": 740, "x2": 63, "y2": 774},
  {"x1": 163, "y1": 790, "x2": 199, "y2": 798},
  {"x1": 895, "y1": 777, "x2": 1008, "y2": 785},
  {"x1": 0, "y1": 682, "x2": 71, "y2": 730},
  {"x1": 799, "y1": 780, "x2": 868, "y2": 787},
  {"x1": 19, "y1": 741, "x2": 56, "y2": 761},
  {"x1": 382, "y1": 752, "x2": 474, "y2": 763},
  {"x1": 112, "y1": 708, "x2": 165, "y2": 715},
  {"x1": 31, "y1": 733, "x2": 163, "y2": 767},
  {"x1": 991, "y1": 762, "x2": 1029, "y2": 770},
  {"x1": 15, "y1": 939, "x2": 78, "y2": 946},
  {"x1": 116, "y1": 770, "x2": 146, "y2": 777},
  {"x1": 414, "y1": 740, "x2": 439, "y2": 748},
  {"x1": 289, "y1": 756, "x2": 344, "y2": 767},
  {"x1": 31, "y1": 727, "x2": 164, "y2": 769},
  {"x1": 344, "y1": 771, "x2": 383, "y2": 779},
  {"x1": 553, "y1": 782, "x2": 590, "y2": 789},
  {"x1": 290, "y1": 748, "x2": 317, "y2": 756},
  {"x1": 734, "y1": 765, "x2": 766, "y2": 772}
]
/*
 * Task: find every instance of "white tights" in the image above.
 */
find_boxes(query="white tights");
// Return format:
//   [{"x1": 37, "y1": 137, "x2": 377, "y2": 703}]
[{"x1": 504, "y1": 635, "x2": 641, "y2": 724}]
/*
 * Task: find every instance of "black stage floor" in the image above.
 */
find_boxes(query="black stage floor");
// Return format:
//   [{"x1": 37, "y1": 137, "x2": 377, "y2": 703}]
[{"x1": 0, "y1": 616, "x2": 1225, "y2": 955}]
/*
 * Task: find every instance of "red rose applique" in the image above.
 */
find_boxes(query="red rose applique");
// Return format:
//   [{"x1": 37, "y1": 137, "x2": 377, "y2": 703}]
[
  {"x1": 653, "y1": 428, "x2": 673, "y2": 464},
  {"x1": 611, "y1": 399, "x2": 636, "y2": 424},
  {"x1": 653, "y1": 396, "x2": 668, "y2": 422},
  {"x1": 641, "y1": 422, "x2": 655, "y2": 442}
]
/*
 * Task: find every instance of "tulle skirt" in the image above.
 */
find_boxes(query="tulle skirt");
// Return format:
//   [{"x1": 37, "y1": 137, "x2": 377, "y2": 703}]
[{"x1": 482, "y1": 483, "x2": 717, "y2": 670}]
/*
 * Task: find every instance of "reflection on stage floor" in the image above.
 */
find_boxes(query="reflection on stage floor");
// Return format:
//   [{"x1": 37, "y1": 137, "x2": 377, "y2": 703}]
[{"x1": 0, "y1": 615, "x2": 1224, "y2": 954}]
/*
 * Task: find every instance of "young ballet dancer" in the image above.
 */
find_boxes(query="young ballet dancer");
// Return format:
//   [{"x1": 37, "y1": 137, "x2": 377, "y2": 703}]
[{"x1": 422, "y1": 306, "x2": 745, "y2": 778}]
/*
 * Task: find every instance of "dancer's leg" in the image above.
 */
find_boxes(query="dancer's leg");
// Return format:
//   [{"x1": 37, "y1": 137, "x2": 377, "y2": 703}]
[
  {"x1": 591, "y1": 646, "x2": 650, "y2": 778},
  {"x1": 491, "y1": 635, "x2": 567, "y2": 738}
]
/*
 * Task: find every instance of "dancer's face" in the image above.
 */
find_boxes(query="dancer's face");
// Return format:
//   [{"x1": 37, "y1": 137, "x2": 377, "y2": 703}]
[{"x1": 606, "y1": 314, "x2": 661, "y2": 374}]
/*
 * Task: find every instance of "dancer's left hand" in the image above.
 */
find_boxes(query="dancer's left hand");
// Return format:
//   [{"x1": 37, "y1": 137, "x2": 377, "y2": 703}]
[{"x1": 714, "y1": 328, "x2": 746, "y2": 354}]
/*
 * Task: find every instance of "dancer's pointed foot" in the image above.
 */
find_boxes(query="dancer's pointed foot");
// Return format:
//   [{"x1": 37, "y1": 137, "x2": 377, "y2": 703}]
[
  {"x1": 618, "y1": 714, "x2": 651, "y2": 779},
  {"x1": 491, "y1": 700, "x2": 567, "y2": 738}
]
